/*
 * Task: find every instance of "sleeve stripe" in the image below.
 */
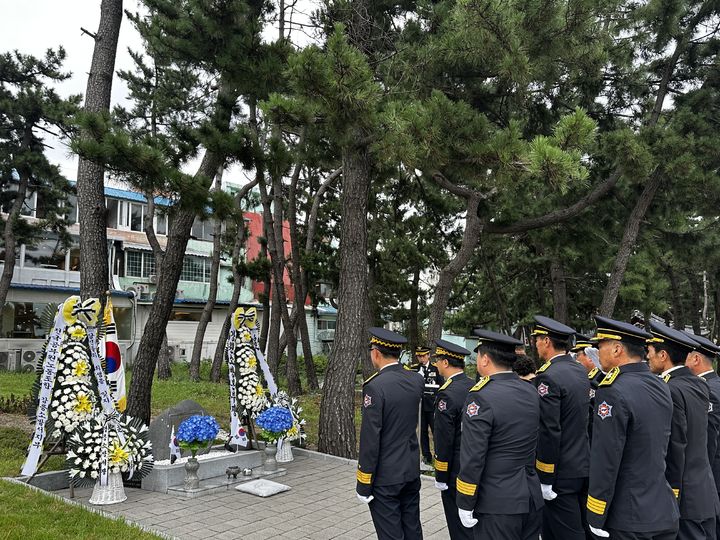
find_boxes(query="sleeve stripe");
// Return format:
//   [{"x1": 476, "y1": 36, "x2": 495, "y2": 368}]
[
  {"x1": 434, "y1": 458, "x2": 448, "y2": 472},
  {"x1": 535, "y1": 459, "x2": 555, "y2": 473},
  {"x1": 456, "y1": 478, "x2": 477, "y2": 496},
  {"x1": 356, "y1": 470, "x2": 372, "y2": 484},
  {"x1": 586, "y1": 495, "x2": 607, "y2": 515}
]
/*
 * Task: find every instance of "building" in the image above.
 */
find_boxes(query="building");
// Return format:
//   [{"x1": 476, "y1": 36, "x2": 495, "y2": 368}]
[{"x1": 0, "y1": 182, "x2": 336, "y2": 372}]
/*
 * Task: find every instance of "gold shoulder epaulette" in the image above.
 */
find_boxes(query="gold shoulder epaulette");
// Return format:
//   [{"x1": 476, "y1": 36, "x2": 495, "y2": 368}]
[
  {"x1": 439, "y1": 378, "x2": 453, "y2": 391},
  {"x1": 588, "y1": 367, "x2": 599, "y2": 379},
  {"x1": 663, "y1": 374, "x2": 671, "y2": 383},
  {"x1": 536, "y1": 360, "x2": 552, "y2": 373},
  {"x1": 403, "y1": 364, "x2": 411, "y2": 370},
  {"x1": 408, "y1": 364, "x2": 419, "y2": 369},
  {"x1": 599, "y1": 366, "x2": 620, "y2": 387},
  {"x1": 470, "y1": 376, "x2": 490, "y2": 392},
  {"x1": 363, "y1": 372, "x2": 379, "y2": 386}
]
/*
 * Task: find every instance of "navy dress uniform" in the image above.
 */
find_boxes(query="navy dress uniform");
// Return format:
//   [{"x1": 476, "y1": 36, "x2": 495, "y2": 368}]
[
  {"x1": 648, "y1": 321, "x2": 719, "y2": 540},
  {"x1": 587, "y1": 316, "x2": 679, "y2": 539},
  {"x1": 431, "y1": 339, "x2": 474, "y2": 540},
  {"x1": 685, "y1": 332, "x2": 720, "y2": 540},
  {"x1": 357, "y1": 327, "x2": 425, "y2": 540},
  {"x1": 456, "y1": 329, "x2": 543, "y2": 540},
  {"x1": 532, "y1": 316, "x2": 590, "y2": 540},
  {"x1": 409, "y1": 346, "x2": 444, "y2": 464},
  {"x1": 572, "y1": 334, "x2": 605, "y2": 444}
]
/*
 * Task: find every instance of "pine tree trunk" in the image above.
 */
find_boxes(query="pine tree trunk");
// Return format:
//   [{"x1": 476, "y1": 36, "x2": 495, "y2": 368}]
[
  {"x1": 126, "y1": 148, "x2": 225, "y2": 423},
  {"x1": 211, "y1": 222, "x2": 245, "y2": 383},
  {"x1": 267, "y1": 280, "x2": 282, "y2": 379},
  {"x1": 550, "y1": 259, "x2": 568, "y2": 325},
  {"x1": 427, "y1": 194, "x2": 482, "y2": 343},
  {"x1": 665, "y1": 263, "x2": 686, "y2": 329},
  {"x1": 157, "y1": 332, "x2": 172, "y2": 380},
  {"x1": 599, "y1": 174, "x2": 663, "y2": 317},
  {"x1": 318, "y1": 145, "x2": 370, "y2": 458},
  {"x1": 77, "y1": 0, "x2": 123, "y2": 302},
  {"x1": 0, "y1": 130, "x2": 32, "y2": 308},
  {"x1": 189, "y1": 171, "x2": 224, "y2": 381},
  {"x1": 688, "y1": 272, "x2": 702, "y2": 334},
  {"x1": 407, "y1": 265, "x2": 421, "y2": 362}
]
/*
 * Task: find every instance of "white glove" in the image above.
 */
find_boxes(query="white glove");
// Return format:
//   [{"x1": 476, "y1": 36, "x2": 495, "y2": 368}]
[
  {"x1": 434, "y1": 480, "x2": 449, "y2": 491},
  {"x1": 541, "y1": 484, "x2": 558, "y2": 501},
  {"x1": 356, "y1": 493, "x2": 374, "y2": 504},
  {"x1": 458, "y1": 508, "x2": 478, "y2": 528},
  {"x1": 590, "y1": 525, "x2": 610, "y2": 538}
]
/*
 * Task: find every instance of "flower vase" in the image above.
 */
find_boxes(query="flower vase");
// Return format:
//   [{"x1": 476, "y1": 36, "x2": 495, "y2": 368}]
[
  {"x1": 276, "y1": 438, "x2": 294, "y2": 463},
  {"x1": 184, "y1": 457, "x2": 200, "y2": 490},
  {"x1": 89, "y1": 471, "x2": 127, "y2": 505},
  {"x1": 263, "y1": 443, "x2": 278, "y2": 472}
]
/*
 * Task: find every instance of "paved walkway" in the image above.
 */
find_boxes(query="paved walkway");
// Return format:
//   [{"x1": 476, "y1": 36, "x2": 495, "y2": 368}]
[{"x1": 56, "y1": 449, "x2": 450, "y2": 540}]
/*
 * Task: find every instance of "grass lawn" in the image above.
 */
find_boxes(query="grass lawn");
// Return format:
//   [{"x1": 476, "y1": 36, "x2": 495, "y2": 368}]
[{"x1": 0, "y1": 479, "x2": 161, "y2": 539}]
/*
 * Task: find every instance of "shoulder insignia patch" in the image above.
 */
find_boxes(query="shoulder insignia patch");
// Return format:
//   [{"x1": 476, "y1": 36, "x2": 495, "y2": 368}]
[
  {"x1": 363, "y1": 372, "x2": 379, "y2": 386},
  {"x1": 466, "y1": 401, "x2": 480, "y2": 417},
  {"x1": 663, "y1": 374, "x2": 671, "y2": 383},
  {"x1": 537, "y1": 382, "x2": 550, "y2": 397},
  {"x1": 439, "y1": 378, "x2": 453, "y2": 391},
  {"x1": 363, "y1": 394, "x2": 372, "y2": 408},
  {"x1": 597, "y1": 401, "x2": 612, "y2": 420},
  {"x1": 470, "y1": 376, "x2": 490, "y2": 392},
  {"x1": 437, "y1": 399, "x2": 447, "y2": 412},
  {"x1": 588, "y1": 367, "x2": 599, "y2": 379},
  {"x1": 536, "y1": 360, "x2": 552, "y2": 373},
  {"x1": 599, "y1": 366, "x2": 620, "y2": 387}
]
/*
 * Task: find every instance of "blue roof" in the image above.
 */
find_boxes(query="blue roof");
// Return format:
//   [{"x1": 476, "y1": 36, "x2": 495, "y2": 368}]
[
  {"x1": 10, "y1": 283, "x2": 132, "y2": 297},
  {"x1": 103, "y1": 186, "x2": 172, "y2": 207},
  {"x1": 317, "y1": 305, "x2": 337, "y2": 316}
]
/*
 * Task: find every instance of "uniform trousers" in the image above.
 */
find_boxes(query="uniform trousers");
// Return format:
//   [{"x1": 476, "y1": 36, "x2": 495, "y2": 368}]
[
  {"x1": 473, "y1": 500, "x2": 542, "y2": 540},
  {"x1": 604, "y1": 527, "x2": 679, "y2": 540},
  {"x1": 542, "y1": 477, "x2": 587, "y2": 540},
  {"x1": 369, "y1": 477, "x2": 423, "y2": 540},
  {"x1": 420, "y1": 408, "x2": 434, "y2": 461},
  {"x1": 440, "y1": 479, "x2": 472, "y2": 540},
  {"x1": 678, "y1": 517, "x2": 716, "y2": 540}
]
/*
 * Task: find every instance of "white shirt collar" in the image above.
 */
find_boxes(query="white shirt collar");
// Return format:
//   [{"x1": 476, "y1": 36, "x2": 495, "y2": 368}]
[
  {"x1": 549, "y1": 353, "x2": 565, "y2": 362},
  {"x1": 491, "y1": 370, "x2": 514, "y2": 375},
  {"x1": 379, "y1": 362, "x2": 397, "y2": 371},
  {"x1": 699, "y1": 370, "x2": 714, "y2": 377},
  {"x1": 661, "y1": 365, "x2": 685, "y2": 377},
  {"x1": 448, "y1": 371, "x2": 464, "y2": 380}
]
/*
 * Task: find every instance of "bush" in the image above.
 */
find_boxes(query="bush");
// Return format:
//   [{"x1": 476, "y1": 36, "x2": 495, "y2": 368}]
[{"x1": 0, "y1": 394, "x2": 33, "y2": 414}]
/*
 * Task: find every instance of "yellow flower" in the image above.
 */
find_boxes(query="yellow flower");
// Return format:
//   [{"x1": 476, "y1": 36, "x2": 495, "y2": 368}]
[
  {"x1": 74, "y1": 393, "x2": 93, "y2": 414},
  {"x1": 254, "y1": 384, "x2": 264, "y2": 397},
  {"x1": 248, "y1": 355, "x2": 257, "y2": 369},
  {"x1": 287, "y1": 425, "x2": 299, "y2": 438},
  {"x1": 73, "y1": 361, "x2": 89, "y2": 377},
  {"x1": 69, "y1": 326, "x2": 87, "y2": 340},
  {"x1": 109, "y1": 440, "x2": 130, "y2": 465}
]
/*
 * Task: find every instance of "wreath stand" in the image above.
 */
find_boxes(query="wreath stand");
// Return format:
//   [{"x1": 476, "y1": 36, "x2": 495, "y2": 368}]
[{"x1": 24, "y1": 435, "x2": 74, "y2": 498}]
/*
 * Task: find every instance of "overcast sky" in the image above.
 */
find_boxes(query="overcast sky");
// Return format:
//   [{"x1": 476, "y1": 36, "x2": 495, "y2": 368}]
[{"x1": 0, "y1": 0, "x2": 317, "y2": 186}]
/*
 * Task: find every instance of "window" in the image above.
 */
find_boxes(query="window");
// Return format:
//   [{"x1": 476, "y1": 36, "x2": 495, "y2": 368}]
[
  {"x1": 168, "y1": 309, "x2": 205, "y2": 322},
  {"x1": 156, "y1": 212, "x2": 167, "y2": 236},
  {"x1": 107, "y1": 199, "x2": 119, "y2": 228},
  {"x1": 317, "y1": 319, "x2": 336, "y2": 331},
  {"x1": 125, "y1": 250, "x2": 155, "y2": 278},
  {"x1": 113, "y1": 306, "x2": 133, "y2": 340},
  {"x1": 180, "y1": 255, "x2": 208, "y2": 282},
  {"x1": 0, "y1": 302, "x2": 44, "y2": 338},
  {"x1": 130, "y1": 202, "x2": 143, "y2": 232},
  {"x1": 24, "y1": 232, "x2": 66, "y2": 269},
  {"x1": 191, "y1": 218, "x2": 214, "y2": 241},
  {"x1": 20, "y1": 192, "x2": 35, "y2": 217},
  {"x1": 63, "y1": 195, "x2": 78, "y2": 225}
]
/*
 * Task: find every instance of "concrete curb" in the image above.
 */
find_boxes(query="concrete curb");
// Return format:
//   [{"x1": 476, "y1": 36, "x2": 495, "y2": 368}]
[{"x1": 1, "y1": 477, "x2": 177, "y2": 540}]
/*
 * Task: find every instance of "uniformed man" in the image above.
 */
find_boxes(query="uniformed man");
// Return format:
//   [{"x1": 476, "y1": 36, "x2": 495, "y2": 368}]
[
  {"x1": 647, "y1": 321, "x2": 718, "y2": 540},
  {"x1": 409, "y1": 345, "x2": 444, "y2": 465},
  {"x1": 531, "y1": 316, "x2": 590, "y2": 540},
  {"x1": 684, "y1": 331, "x2": 720, "y2": 540},
  {"x1": 586, "y1": 315, "x2": 679, "y2": 539},
  {"x1": 456, "y1": 328, "x2": 543, "y2": 539},
  {"x1": 572, "y1": 334, "x2": 604, "y2": 443},
  {"x1": 356, "y1": 327, "x2": 425, "y2": 540},
  {"x1": 431, "y1": 338, "x2": 474, "y2": 540}
]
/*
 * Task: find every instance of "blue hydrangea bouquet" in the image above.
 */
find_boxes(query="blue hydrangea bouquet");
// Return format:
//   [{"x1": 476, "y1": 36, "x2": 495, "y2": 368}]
[
  {"x1": 176, "y1": 415, "x2": 220, "y2": 457},
  {"x1": 255, "y1": 406, "x2": 294, "y2": 443}
]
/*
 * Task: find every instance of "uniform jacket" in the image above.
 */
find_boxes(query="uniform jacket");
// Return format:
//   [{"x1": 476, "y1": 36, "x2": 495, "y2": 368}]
[
  {"x1": 702, "y1": 371, "x2": 720, "y2": 495},
  {"x1": 587, "y1": 367, "x2": 605, "y2": 444},
  {"x1": 456, "y1": 372, "x2": 544, "y2": 515},
  {"x1": 410, "y1": 362, "x2": 444, "y2": 412},
  {"x1": 587, "y1": 362, "x2": 679, "y2": 532},
  {"x1": 432, "y1": 372, "x2": 474, "y2": 484},
  {"x1": 534, "y1": 354, "x2": 590, "y2": 484},
  {"x1": 356, "y1": 363, "x2": 425, "y2": 496},
  {"x1": 664, "y1": 366, "x2": 719, "y2": 519}
]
